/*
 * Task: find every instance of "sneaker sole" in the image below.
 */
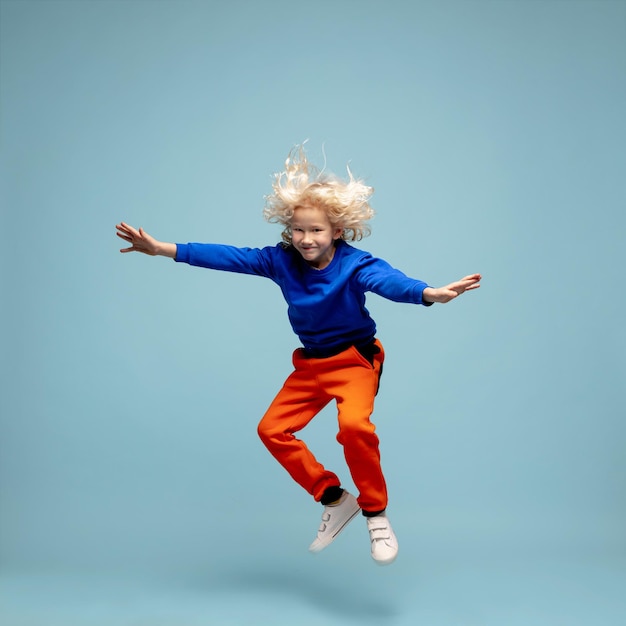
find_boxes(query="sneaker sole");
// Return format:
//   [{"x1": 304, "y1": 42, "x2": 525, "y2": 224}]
[{"x1": 372, "y1": 551, "x2": 398, "y2": 566}]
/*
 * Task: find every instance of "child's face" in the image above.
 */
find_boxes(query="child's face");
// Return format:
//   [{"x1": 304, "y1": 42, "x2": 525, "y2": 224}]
[{"x1": 290, "y1": 205, "x2": 343, "y2": 270}]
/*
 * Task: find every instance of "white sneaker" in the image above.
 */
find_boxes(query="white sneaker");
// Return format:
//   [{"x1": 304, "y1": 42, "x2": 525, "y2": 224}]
[
  {"x1": 367, "y1": 514, "x2": 398, "y2": 565},
  {"x1": 308, "y1": 491, "x2": 360, "y2": 553}
]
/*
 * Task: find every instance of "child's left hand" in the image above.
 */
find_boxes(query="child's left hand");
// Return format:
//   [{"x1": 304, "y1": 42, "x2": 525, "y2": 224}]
[{"x1": 423, "y1": 273, "x2": 482, "y2": 304}]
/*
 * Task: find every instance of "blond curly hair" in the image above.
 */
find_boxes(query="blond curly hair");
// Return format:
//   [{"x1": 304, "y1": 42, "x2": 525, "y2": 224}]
[{"x1": 263, "y1": 144, "x2": 375, "y2": 244}]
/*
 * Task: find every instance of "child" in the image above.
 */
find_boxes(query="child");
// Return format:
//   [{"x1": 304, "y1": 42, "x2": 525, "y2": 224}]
[{"x1": 116, "y1": 145, "x2": 481, "y2": 565}]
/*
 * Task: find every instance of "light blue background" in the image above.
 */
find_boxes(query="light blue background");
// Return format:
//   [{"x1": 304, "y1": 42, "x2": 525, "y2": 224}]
[{"x1": 1, "y1": 0, "x2": 625, "y2": 624}]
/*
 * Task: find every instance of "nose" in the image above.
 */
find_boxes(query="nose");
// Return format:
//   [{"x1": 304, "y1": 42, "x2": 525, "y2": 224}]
[{"x1": 302, "y1": 231, "x2": 313, "y2": 244}]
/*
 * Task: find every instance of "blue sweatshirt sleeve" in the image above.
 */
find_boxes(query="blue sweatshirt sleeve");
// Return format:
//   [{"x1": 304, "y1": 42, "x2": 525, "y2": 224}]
[
  {"x1": 174, "y1": 243, "x2": 276, "y2": 278},
  {"x1": 355, "y1": 255, "x2": 433, "y2": 306}
]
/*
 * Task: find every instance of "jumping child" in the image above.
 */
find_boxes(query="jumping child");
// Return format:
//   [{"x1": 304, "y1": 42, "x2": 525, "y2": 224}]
[{"x1": 116, "y1": 145, "x2": 481, "y2": 565}]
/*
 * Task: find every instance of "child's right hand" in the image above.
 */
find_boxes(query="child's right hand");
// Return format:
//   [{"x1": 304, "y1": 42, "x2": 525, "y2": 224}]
[{"x1": 116, "y1": 222, "x2": 176, "y2": 258}]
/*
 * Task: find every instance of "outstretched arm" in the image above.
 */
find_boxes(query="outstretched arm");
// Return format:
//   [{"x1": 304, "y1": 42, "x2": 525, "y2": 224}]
[
  {"x1": 116, "y1": 222, "x2": 177, "y2": 258},
  {"x1": 423, "y1": 273, "x2": 482, "y2": 304}
]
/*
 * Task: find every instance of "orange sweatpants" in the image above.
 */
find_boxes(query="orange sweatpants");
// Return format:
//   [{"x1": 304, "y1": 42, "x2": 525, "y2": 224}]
[{"x1": 257, "y1": 339, "x2": 387, "y2": 513}]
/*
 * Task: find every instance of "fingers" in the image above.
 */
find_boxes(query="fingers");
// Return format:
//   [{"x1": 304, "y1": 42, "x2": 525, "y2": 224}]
[
  {"x1": 116, "y1": 222, "x2": 139, "y2": 238},
  {"x1": 116, "y1": 231, "x2": 133, "y2": 243},
  {"x1": 456, "y1": 274, "x2": 482, "y2": 291},
  {"x1": 458, "y1": 274, "x2": 481, "y2": 285},
  {"x1": 116, "y1": 222, "x2": 142, "y2": 253},
  {"x1": 116, "y1": 223, "x2": 143, "y2": 245}
]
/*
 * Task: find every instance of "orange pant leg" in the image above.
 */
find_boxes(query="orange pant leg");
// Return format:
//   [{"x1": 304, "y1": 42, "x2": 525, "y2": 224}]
[
  {"x1": 315, "y1": 341, "x2": 387, "y2": 513},
  {"x1": 257, "y1": 350, "x2": 341, "y2": 501}
]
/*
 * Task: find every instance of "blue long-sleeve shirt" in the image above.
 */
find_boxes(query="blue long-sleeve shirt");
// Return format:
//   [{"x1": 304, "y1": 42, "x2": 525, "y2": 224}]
[{"x1": 175, "y1": 240, "x2": 431, "y2": 352}]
